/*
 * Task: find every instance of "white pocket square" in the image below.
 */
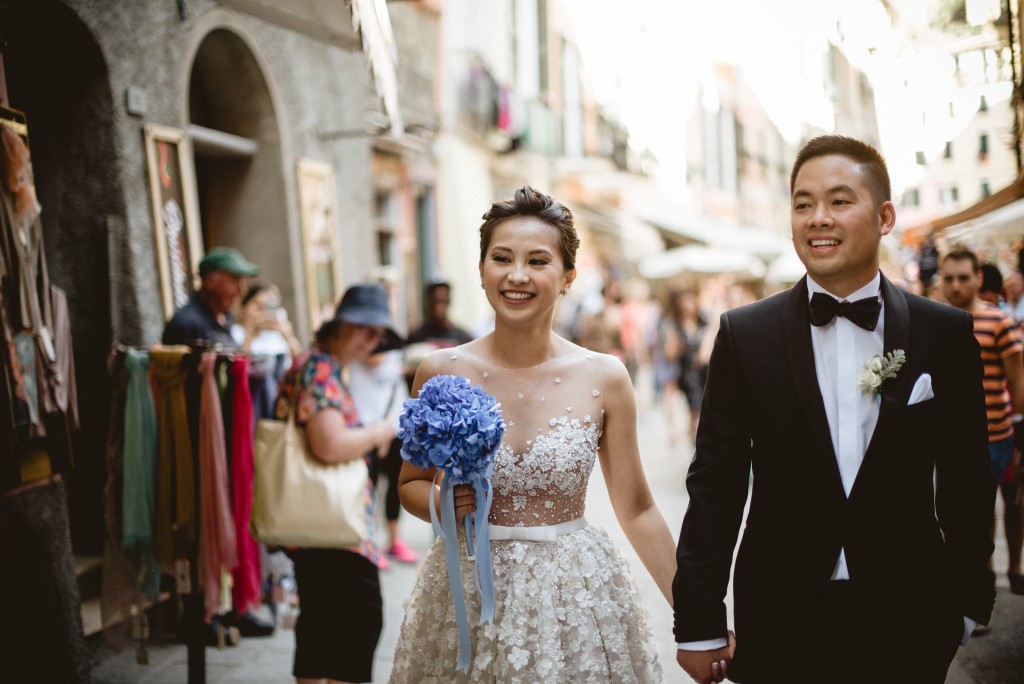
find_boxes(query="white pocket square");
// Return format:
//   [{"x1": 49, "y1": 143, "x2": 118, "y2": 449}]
[{"x1": 908, "y1": 373, "x2": 934, "y2": 405}]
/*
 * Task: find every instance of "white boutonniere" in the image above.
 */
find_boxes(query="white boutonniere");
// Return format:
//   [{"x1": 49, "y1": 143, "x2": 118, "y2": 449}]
[{"x1": 857, "y1": 349, "x2": 906, "y2": 396}]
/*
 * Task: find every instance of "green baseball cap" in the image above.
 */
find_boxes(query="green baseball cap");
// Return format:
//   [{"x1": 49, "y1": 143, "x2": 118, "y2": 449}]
[{"x1": 198, "y1": 247, "x2": 259, "y2": 277}]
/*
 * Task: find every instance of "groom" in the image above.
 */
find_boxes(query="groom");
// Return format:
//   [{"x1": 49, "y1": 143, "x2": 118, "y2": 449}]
[{"x1": 673, "y1": 135, "x2": 995, "y2": 684}]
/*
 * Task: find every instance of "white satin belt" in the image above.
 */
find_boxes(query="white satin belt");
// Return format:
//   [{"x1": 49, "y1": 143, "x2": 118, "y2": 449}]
[{"x1": 488, "y1": 517, "x2": 587, "y2": 542}]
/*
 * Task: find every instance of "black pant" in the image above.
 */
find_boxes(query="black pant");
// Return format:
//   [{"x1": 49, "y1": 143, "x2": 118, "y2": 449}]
[
  {"x1": 810, "y1": 581, "x2": 960, "y2": 684},
  {"x1": 369, "y1": 437, "x2": 403, "y2": 522},
  {"x1": 733, "y1": 581, "x2": 962, "y2": 684}
]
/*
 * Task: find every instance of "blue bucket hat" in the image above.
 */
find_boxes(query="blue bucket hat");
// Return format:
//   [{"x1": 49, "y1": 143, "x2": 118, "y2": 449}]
[{"x1": 328, "y1": 283, "x2": 404, "y2": 351}]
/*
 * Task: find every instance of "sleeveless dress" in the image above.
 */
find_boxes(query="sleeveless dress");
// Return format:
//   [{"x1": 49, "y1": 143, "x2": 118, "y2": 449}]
[{"x1": 388, "y1": 347, "x2": 662, "y2": 683}]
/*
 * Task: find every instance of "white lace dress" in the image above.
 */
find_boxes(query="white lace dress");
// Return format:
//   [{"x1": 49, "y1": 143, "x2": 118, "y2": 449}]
[{"x1": 388, "y1": 348, "x2": 662, "y2": 683}]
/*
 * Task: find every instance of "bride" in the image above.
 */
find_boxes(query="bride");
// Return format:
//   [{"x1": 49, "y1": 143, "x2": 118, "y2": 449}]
[{"x1": 388, "y1": 186, "x2": 677, "y2": 682}]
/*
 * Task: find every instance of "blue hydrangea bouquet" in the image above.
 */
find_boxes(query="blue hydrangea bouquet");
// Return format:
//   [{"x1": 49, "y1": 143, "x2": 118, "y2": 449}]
[{"x1": 397, "y1": 374, "x2": 505, "y2": 672}]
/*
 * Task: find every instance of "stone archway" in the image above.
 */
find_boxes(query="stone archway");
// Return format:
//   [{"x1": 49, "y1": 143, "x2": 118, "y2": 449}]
[
  {"x1": 187, "y1": 28, "x2": 293, "y2": 325},
  {"x1": 1, "y1": 0, "x2": 123, "y2": 554}
]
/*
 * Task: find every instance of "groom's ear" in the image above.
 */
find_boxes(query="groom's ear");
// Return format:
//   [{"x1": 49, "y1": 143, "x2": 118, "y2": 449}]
[
  {"x1": 879, "y1": 200, "x2": 896, "y2": 236},
  {"x1": 565, "y1": 268, "x2": 577, "y2": 288}
]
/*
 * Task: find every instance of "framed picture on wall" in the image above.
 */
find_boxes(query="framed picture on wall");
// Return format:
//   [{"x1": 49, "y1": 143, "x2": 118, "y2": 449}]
[
  {"x1": 297, "y1": 158, "x2": 343, "y2": 331},
  {"x1": 144, "y1": 124, "x2": 203, "y2": 319}
]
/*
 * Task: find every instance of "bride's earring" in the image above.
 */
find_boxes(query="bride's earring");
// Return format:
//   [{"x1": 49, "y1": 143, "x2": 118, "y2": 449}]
[{"x1": 561, "y1": 285, "x2": 569, "y2": 295}]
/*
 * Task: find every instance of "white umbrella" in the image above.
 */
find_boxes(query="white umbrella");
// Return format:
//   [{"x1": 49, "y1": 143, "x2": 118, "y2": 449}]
[
  {"x1": 766, "y1": 250, "x2": 806, "y2": 284},
  {"x1": 638, "y1": 245, "x2": 767, "y2": 280}
]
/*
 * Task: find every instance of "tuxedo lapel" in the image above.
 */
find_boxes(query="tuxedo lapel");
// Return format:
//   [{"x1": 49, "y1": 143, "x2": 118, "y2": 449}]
[{"x1": 783, "y1": 277, "x2": 845, "y2": 495}]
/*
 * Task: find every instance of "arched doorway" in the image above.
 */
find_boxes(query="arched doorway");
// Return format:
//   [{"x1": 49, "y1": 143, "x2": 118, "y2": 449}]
[
  {"x1": 187, "y1": 28, "x2": 292, "y2": 327},
  {"x1": 1, "y1": 0, "x2": 123, "y2": 553}
]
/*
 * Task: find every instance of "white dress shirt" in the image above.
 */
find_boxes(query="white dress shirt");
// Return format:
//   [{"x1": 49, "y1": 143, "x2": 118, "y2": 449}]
[{"x1": 807, "y1": 274, "x2": 883, "y2": 580}]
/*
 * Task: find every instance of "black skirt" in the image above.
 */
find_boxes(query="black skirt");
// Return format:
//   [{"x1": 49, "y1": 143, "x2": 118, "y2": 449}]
[{"x1": 289, "y1": 548, "x2": 382, "y2": 682}]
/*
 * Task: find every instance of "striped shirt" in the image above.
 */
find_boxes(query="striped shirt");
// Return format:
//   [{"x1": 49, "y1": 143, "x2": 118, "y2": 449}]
[{"x1": 971, "y1": 305, "x2": 1023, "y2": 442}]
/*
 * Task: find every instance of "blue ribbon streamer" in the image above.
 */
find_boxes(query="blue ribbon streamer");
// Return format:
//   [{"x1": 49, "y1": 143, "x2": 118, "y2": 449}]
[
  {"x1": 472, "y1": 481, "x2": 495, "y2": 625},
  {"x1": 429, "y1": 472, "x2": 496, "y2": 673}
]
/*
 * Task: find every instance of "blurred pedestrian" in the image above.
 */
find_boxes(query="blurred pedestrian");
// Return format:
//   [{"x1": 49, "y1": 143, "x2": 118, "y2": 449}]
[
  {"x1": 274, "y1": 283, "x2": 401, "y2": 683},
  {"x1": 231, "y1": 282, "x2": 303, "y2": 360},
  {"x1": 918, "y1": 232, "x2": 939, "y2": 294},
  {"x1": 1002, "y1": 271, "x2": 1024, "y2": 324},
  {"x1": 404, "y1": 280, "x2": 473, "y2": 388},
  {"x1": 941, "y1": 249, "x2": 1024, "y2": 597},
  {"x1": 978, "y1": 263, "x2": 1004, "y2": 307},
  {"x1": 162, "y1": 247, "x2": 258, "y2": 347},
  {"x1": 651, "y1": 289, "x2": 686, "y2": 444},
  {"x1": 675, "y1": 290, "x2": 708, "y2": 438},
  {"x1": 230, "y1": 282, "x2": 304, "y2": 633},
  {"x1": 348, "y1": 342, "x2": 419, "y2": 570}
]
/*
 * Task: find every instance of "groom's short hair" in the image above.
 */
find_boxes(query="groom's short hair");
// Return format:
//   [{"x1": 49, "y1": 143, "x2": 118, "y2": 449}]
[{"x1": 790, "y1": 135, "x2": 891, "y2": 205}]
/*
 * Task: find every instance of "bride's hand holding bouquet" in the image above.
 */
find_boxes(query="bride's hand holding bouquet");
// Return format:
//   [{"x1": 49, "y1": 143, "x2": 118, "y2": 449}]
[{"x1": 397, "y1": 373, "x2": 505, "y2": 672}]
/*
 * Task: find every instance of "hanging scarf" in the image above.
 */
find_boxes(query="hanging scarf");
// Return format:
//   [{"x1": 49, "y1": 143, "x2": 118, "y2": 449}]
[
  {"x1": 230, "y1": 356, "x2": 261, "y2": 614},
  {"x1": 121, "y1": 350, "x2": 160, "y2": 599},
  {"x1": 198, "y1": 351, "x2": 237, "y2": 619},
  {"x1": 151, "y1": 346, "x2": 195, "y2": 569}
]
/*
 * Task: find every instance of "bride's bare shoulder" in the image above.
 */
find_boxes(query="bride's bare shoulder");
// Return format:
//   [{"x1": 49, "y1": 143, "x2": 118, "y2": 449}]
[{"x1": 421, "y1": 338, "x2": 492, "y2": 371}]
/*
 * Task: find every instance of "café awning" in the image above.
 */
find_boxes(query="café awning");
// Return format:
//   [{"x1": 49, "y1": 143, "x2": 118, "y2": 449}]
[
  {"x1": 638, "y1": 245, "x2": 767, "y2": 280},
  {"x1": 641, "y1": 210, "x2": 791, "y2": 260},
  {"x1": 904, "y1": 174, "x2": 1024, "y2": 244}
]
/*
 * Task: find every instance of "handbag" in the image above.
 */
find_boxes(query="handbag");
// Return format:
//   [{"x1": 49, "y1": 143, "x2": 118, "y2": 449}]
[{"x1": 250, "y1": 378, "x2": 369, "y2": 548}]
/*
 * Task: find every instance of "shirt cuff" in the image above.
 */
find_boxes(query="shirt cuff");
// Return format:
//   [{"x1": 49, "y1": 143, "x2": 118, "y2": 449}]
[
  {"x1": 677, "y1": 638, "x2": 729, "y2": 651},
  {"x1": 962, "y1": 617, "x2": 976, "y2": 646}
]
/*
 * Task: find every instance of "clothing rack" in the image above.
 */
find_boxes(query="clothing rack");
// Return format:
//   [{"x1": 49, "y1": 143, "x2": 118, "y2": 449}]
[{"x1": 106, "y1": 342, "x2": 273, "y2": 684}]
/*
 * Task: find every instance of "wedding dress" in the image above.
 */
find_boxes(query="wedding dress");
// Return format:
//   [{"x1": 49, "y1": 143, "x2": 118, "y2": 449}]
[{"x1": 388, "y1": 348, "x2": 662, "y2": 683}]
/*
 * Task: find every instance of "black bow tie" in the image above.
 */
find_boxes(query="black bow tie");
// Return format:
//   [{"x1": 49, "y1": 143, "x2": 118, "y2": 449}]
[{"x1": 808, "y1": 292, "x2": 882, "y2": 331}]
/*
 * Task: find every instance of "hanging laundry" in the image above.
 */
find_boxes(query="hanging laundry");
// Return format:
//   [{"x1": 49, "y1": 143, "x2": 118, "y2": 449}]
[{"x1": 40, "y1": 285, "x2": 79, "y2": 428}]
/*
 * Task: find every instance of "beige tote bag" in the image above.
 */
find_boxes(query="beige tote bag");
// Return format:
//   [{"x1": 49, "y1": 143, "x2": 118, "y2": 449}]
[{"x1": 251, "y1": 414, "x2": 369, "y2": 548}]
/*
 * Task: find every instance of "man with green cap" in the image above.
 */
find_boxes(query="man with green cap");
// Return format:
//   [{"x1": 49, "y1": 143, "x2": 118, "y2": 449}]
[{"x1": 162, "y1": 247, "x2": 259, "y2": 347}]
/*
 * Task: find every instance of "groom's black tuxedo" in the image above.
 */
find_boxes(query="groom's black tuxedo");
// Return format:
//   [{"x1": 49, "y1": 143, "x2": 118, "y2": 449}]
[{"x1": 673, "y1": 275, "x2": 995, "y2": 682}]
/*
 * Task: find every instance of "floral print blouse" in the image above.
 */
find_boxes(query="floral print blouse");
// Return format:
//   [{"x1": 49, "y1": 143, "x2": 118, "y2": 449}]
[{"x1": 274, "y1": 347, "x2": 380, "y2": 566}]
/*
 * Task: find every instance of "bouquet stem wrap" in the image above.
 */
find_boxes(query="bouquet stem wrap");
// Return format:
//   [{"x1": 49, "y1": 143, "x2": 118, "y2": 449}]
[
  {"x1": 428, "y1": 472, "x2": 495, "y2": 672},
  {"x1": 398, "y1": 374, "x2": 505, "y2": 673}
]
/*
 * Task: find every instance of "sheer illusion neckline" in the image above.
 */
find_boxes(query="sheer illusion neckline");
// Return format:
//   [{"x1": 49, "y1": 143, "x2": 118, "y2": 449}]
[{"x1": 452, "y1": 344, "x2": 590, "y2": 371}]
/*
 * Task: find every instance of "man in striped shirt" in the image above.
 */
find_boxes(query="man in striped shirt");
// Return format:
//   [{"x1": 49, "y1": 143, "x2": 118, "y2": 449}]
[{"x1": 941, "y1": 248, "x2": 1024, "y2": 597}]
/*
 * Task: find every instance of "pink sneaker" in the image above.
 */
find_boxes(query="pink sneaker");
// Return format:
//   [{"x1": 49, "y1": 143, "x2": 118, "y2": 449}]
[
  {"x1": 376, "y1": 553, "x2": 390, "y2": 571},
  {"x1": 387, "y1": 539, "x2": 419, "y2": 564}
]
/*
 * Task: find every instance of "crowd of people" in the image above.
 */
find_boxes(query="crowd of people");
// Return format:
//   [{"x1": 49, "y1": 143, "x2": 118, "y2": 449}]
[{"x1": 155, "y1": 134, "x2": 1022, "y2": 684}]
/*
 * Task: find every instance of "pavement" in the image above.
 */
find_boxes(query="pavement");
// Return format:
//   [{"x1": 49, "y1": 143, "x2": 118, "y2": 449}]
[{"x1": 90, "y1": 390, "x2": 1024, "y2": 683}]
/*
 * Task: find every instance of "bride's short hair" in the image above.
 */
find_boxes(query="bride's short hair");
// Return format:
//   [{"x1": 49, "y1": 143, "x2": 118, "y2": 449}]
[{"x1": 479, "y1": 185, "x2": 579, "y2": 270}]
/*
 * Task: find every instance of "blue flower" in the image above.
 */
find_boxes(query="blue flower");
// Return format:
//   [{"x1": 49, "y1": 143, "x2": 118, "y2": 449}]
[{"x1": 398, "y1": 374, "x2": 505, "y2": 485}]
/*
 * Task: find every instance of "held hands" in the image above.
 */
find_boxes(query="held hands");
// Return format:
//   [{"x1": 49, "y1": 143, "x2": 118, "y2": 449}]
[{"x1": 677, "y1": 631, "x2": 736, "y2": 684}]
